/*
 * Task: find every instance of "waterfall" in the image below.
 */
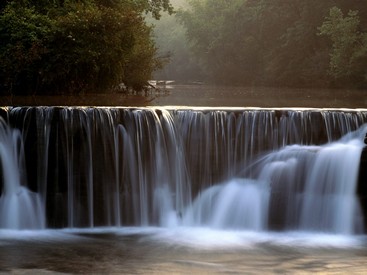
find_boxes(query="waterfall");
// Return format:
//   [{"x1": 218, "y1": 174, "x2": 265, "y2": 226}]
[
  {"x1": 182, "y1": 178, "x2": 269, "y2": 230},
  {"x1": 0, "y1": 107, "x2": 366, "y2": 234},
  {"x1": 0, "y1": 117, "x2": 45, "y2": 229},
  {"x1": 181, "y1": 126, "x2": 366, "y2": 234}
]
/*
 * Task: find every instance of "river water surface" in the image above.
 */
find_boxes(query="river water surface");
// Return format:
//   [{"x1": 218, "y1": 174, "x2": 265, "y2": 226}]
[
  {"x1": 1, "y1": 227, "x2": 367, "y2": 274},
  {"x1": 1, "y1": 85, "x2": 366, "y2": 108}
]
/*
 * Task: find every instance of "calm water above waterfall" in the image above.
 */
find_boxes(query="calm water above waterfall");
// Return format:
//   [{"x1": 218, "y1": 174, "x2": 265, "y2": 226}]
[
  {"x1": 2, "y1": 85, "x2": 367, "y2": 108},
  {"x1": 1, "y1": 106, "x2": 367, "y2": 273}
]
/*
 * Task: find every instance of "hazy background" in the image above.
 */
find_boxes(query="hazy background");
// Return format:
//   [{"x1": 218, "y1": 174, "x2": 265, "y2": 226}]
[{"x1": 151, "y1": 0, "x2": 367, "y2": 89}]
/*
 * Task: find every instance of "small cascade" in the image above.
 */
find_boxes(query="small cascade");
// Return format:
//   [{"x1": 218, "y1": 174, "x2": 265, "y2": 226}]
[
  {"x1": 0, "y1": 118, "x2": 45, "y2": 229},
  {"x1": 154, "y1": 184, "x2": 180, "y2": 227},
  {"x1": 300, "y1": 133, "x2": 365, "y2": 233},
  {"x1": 183, "y1": 125, "x2": 366, "y2": 233},
  {"x1": 117, "y1": 109, "x2": 191, "y2": 226},
  {"x1": 0, "y1": 107, "x2": 367, "y2": 234},
  {"x1": 182, "y1": 178, "x2": 269, "y2": 230}
]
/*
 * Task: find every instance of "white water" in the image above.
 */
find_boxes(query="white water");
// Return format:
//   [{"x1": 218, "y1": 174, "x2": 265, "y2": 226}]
[
  {"x1": 156, "y1": 125, "x2": 367, "y2": 234},
  {"x1": 182, "y1": 179, "x2": 269, "y2": 230},
  {"x1": 1, "y1": 108, "x2": 367, "y2": 235},
  {"x1": 0, "y1": 118, "x2": 45, "y2": 229},
  {"x1": 300, "y1": 141, "x2": 364, "y2": 233}
]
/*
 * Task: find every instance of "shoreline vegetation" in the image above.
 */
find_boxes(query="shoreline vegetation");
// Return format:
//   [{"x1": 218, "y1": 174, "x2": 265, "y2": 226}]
[
  {"x1": 0, "y1": 0, "x2": 172, "y2": 95},
  {"x1": 0, "y1": 0, "x2": 366, "y2": 97}
]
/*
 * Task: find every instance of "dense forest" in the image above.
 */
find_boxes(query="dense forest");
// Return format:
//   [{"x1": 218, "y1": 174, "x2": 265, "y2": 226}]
[
  {"x1": 0, "y1": 0, "x2": 172, "y2": 94},
  {"x1": 1, "y1": 0, "x2": 367, "y2": 95},
  {"x1": 155, "y1": 0, "x2": 367, "y2": 88}
]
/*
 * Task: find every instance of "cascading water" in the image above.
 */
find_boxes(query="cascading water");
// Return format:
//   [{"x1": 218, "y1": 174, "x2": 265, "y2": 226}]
[
  {"x1": 182, "y1": 178, "x2": 269, "y2": 230},
  {"x1": 1, "y1": 107, "x2": 367, "y2": 235},
  {"x1": 183, "y1": 127, "x2": 366, "y2": 234},
  {"x1": 0, "y1": 117, "x2": 45, "y2": 229}
]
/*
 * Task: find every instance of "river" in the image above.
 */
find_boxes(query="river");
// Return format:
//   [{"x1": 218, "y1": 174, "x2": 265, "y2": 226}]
[
  {"x1": 1, "y1": 228, "x2": 367, "y2": 274},
  {"x1": 0, "y1": 85, "x2": 366, "y2": 108}
]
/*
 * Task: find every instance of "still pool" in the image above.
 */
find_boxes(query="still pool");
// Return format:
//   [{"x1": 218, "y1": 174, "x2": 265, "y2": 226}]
[{"x1": 1, "y1": 227, "x2": 367, "y2": 274}]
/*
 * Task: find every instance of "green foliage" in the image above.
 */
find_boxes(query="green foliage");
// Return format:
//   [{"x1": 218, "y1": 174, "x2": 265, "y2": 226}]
[
  {"x1": 0, "y1": 0, "x2": 170, "y2": 94},
  {"x1": 42, "y1": 2, "x2": 154, "y2": 92},
  {"x1": 143, "y1": 0, "x2": 173, "y2": 19},
  {"x1": 177, "y1": 0, "x2": 250, "y2": 84},
  {"x1": 0, "y1": 3, "x2": 56, "y2": 93},
  {"x1": 318, "y1": 7, "x2": 367, "y2": 85},
  {"x1": 176, "y1": 0, "x2": 367, "y2": 88}
]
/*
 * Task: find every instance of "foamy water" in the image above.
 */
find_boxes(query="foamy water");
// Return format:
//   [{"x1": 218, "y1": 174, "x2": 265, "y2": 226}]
[{"x1": 1, "y1": 227, "x2": 363, "y2": 249}]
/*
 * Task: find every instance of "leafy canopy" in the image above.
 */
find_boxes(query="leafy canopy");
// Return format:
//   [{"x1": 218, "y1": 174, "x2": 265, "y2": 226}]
[
  {"x1": 318, "y1": 7, "x2": 367, "y2": 82},
  {"x1": 0, "y1": 0, "x2": 172, "y2": 94},
  {"x1": 176, "y1": 0, "x2": 367, "y2": 88}
]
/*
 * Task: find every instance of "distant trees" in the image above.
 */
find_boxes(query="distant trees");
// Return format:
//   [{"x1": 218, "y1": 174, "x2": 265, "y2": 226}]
[
  {"x1": 149, "y1": 2, "x2": 204, "y2": 82},
  {"x1": 319, "y1": 7, "x2": 367, "y2": 85},
  {"x1": 0, "y1": 0, "x2": 172, "y2": 95},
  {"x1": 176, "y1": 0, "x2": 367, "y2": 88}
]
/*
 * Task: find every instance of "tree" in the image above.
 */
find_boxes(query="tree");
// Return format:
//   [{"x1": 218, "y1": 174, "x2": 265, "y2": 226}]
[
  {"x1": 0, "y1": 0, "x2": 172, "y2": 94},
  {"x1": 176, "y1": 0, "x2": 366, "y2": 88},
  {"x1": 177, "y1": 0, "x2": 254, "y2": 84},
  {"x1": 0, "y1": 3, "x2": 56, "y2": 94},
  {"x1": 318, "y1": 6, "x2": 367, "y2": 86}
]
